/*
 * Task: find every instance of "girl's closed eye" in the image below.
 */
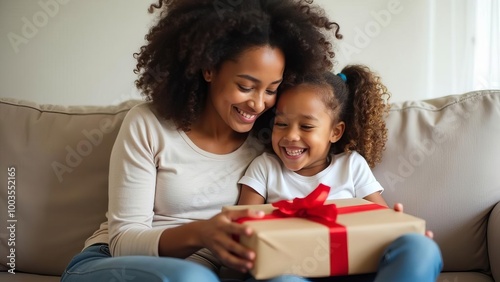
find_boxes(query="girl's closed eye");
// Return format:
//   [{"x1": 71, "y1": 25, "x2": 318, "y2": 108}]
[
  {"x1": 274, "y1": 121, "x2": 287, "y2": 127},
  {"x1": 274, "y1": 116, "x2": 288, "y2": 127},
  {"x1": 301, "y1": 124, "x2": 315, "y2": 130}
]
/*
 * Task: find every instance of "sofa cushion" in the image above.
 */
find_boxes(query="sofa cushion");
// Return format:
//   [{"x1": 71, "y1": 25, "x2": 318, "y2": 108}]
[
  {"x1": 437, "y1": 272, "x2": 494, "y2": 282},
  {"x1": 373, "y1": 90, "x2": 500, "y2": 274},
  {"x1": 0, "y1": 98, "x2": 141, "y2": 276}
]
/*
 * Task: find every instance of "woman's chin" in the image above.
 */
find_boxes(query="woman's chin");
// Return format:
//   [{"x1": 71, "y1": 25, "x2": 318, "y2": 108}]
[{"x1": 232, "y1": 123, "x2": 254, "y2": 133}]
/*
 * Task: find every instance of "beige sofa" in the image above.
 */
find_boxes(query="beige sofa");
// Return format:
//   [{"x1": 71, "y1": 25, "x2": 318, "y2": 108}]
[{"x1": 1, "y1": 90, "x2": 499, "y2": 282}]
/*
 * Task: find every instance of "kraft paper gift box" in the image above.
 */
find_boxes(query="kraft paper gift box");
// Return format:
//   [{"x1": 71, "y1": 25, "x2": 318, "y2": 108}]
[{"x1": 224, "y1": 184, "x2": 425, "y2": 279}]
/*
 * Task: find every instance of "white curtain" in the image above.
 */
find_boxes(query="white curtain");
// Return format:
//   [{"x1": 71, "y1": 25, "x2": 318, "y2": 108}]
[
  {"x1": 472, "y1": 0, "x2": 500, "y2": 90},
  {"x1": 428, "y1": 0, "x2": 499, "y2": 98}
]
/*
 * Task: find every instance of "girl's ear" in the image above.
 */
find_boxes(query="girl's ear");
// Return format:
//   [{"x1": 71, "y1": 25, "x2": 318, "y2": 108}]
[
  {"x1": 203, "y1": 69, "x2": 213, "y2": 82},
  {"x1": 330, "y1": 121, "x2": 345, "y2": 143}
]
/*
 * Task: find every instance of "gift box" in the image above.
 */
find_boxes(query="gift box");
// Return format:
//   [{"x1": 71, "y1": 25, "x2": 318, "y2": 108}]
[{"x1": 224, "y1": 184, "x2": 425, "y2": 279}]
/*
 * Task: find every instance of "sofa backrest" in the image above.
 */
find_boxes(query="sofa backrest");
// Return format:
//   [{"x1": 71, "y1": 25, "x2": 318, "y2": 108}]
[
  {"x1": 0, "y1": 98, "x2": 141, "y2": 275},
  {"x1": 372, "y1": 90, "x2": 500, "y2": 274}
]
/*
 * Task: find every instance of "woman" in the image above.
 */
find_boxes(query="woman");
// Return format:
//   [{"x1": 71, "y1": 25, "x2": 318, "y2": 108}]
[{"x1": 62, "y1": 0, "x2": 339, "y2": 281}]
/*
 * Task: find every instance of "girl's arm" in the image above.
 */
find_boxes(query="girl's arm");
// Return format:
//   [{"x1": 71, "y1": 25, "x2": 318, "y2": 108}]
[
  {"x1": 363, "y1": 191, "x2": 388, "y2": 207},
  {"x1": 364, "y1": 191, "x2": 434, "y2": 238},
  {"x1": 238, "y1": 184, "x2": 266, "y2": 205}
]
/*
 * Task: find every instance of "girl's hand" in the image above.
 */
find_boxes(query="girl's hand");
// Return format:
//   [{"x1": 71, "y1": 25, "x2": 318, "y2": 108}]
[
  {"x1": 393, "y1": 203, "x2": 434, "y2": 239},
  {"x1": 199, "y1": 209, "x2": 264, "y2": 272}
]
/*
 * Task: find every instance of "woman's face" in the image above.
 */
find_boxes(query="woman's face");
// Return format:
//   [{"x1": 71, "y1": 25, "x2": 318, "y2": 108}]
[{"x1": 205, "y1": 45, "x2": 285, "y2": 133}]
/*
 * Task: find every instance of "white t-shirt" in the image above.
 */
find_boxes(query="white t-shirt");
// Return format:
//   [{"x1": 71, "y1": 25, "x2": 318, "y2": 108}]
[
  {"x1": 84, "y1": 102, "x2": 265, "y2": 256},
  {"x1": 238, "y1": 151, "x2": 383, "y2": 203}
]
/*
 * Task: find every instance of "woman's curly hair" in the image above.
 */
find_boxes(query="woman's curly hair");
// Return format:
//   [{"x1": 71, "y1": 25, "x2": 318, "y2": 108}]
[
  {"x1": 331, "y1": 65, "x2": 391, "y2": 167},
  {"x1": 133, "y1": 0, "x2": 341, "y2": 132}
]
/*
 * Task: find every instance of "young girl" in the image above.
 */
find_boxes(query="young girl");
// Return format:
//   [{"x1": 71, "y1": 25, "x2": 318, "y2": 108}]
[
  {"x1": 61, "y1": 1, "x2": 342, "y2": 282},
  {"x1": 238, "y1": 66, "x2": 390, "y2": 205},
  {"x1": 237, "y1": 66, "x2": 443, "y2": 281}
]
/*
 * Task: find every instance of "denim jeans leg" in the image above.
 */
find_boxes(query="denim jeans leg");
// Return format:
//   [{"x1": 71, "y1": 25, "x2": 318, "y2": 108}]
[
  {"x1": 374, "y1": 233, "x2": 443, "y2": 282},
  {"x1": 61, "y1": 244, "x2": 220, "y2": 282}
]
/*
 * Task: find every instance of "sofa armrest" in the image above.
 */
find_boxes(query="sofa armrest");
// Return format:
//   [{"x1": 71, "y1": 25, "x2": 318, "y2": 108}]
[{"x1": 488, "y1": 202, "x2": 500, "y2": 281}]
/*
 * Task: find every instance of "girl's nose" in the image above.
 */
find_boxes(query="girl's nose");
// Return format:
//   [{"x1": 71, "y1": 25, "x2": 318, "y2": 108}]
[{"x1": 284, "y1": 127, "x2": 300, "y2": 142}]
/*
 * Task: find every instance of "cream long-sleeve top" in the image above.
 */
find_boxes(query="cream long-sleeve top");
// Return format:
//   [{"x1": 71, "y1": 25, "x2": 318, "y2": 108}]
[{"x1": 84, "y1": 102, "x2": 265, "y2": 257}]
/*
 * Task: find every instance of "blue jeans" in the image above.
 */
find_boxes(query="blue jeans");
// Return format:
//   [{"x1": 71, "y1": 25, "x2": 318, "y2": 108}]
[
  {"x1": 61, "y1": 244, "x2": 305, "y2": 282},
  {"x1": 62, "y1": 234, "x2": 442, "y2": 282},
  {"x1": 310, "y1": 233, "x2": 443, "y2": 282}
]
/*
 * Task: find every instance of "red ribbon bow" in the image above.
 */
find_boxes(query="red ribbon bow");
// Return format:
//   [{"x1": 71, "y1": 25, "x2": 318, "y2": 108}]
[{"x1": 271, "y1": 183, "x2": 338, "y2": 225}]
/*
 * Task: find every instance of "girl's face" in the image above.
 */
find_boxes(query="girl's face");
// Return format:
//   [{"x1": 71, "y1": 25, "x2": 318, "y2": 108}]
[
  {"x1": 204, "y1": 45, "x2": 285, "y2": 133},
  {"x1": 272, "y1": 84, "x2": 344, "y2": 176}
]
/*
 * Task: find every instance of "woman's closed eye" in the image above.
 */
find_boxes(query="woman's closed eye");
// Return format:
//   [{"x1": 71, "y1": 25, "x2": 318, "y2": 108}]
[
  {"x1": 237, "y1": 83, "x2": 278, "y2": 95},
  {"x1": 265, "y1": 89, "x2": 278, "y2": 95},
  {"x1": 238, "y1": 85, "x2": 253, "y2": 92}
]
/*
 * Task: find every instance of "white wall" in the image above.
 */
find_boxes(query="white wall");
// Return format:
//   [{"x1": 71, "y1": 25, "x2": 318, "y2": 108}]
[
  {"x1": 318, "y1": 0, "x2": 431, "y2": 102},
  {"x1": 0, "y1": 0, "x2": 151, "y2": 105},
  {"x1": 0, "y1": 0, "x2": 477, "y2": 105}
]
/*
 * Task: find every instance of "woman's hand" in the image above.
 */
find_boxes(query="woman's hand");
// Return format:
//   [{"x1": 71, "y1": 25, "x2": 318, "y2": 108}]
[
  {"x1": 200, "y1": 209, "x2": 264, "y2": 272},
  {"x1": 393, "y1": 203, "x2": 434, "y2": 239}
]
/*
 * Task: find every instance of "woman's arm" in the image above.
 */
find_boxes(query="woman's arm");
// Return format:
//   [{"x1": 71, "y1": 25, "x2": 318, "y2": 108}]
[
  {"x1": 158, "y1": 208, "x2": 264, "y2": 272},
  {"x1": 108, "y1": 105, "x2": 163, "y2": 257},
  {"x1": 108, "y1": 105, "x2": 267, "y2": 272}
]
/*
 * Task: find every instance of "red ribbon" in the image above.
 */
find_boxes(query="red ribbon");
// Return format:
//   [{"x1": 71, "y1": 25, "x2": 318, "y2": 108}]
[
  {"x1": 271, "y1": 183, "x2": 337, "y2": 222},
  {"x1": 237, "y1": 183, "x2": 386, "y2": 276}
]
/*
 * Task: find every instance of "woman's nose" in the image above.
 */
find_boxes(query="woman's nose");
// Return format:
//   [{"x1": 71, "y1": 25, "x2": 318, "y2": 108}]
[{"x1": 248, "y1": 92, "x2": 266, "y2": 113}]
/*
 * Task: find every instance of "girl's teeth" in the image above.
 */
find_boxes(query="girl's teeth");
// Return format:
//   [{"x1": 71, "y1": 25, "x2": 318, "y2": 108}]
[{"x1": 286, "y1": 148, "x2": 304, "y2": 156}]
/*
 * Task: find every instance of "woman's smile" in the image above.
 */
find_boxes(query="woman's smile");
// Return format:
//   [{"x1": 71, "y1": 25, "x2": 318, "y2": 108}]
[{"x1": 234, "y1": 106, "x2": 258, "y2": 123}]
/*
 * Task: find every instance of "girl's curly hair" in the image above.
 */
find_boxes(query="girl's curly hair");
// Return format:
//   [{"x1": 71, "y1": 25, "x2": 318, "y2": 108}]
[
  {"x1": 134, "y1": 0, "x2": 341, "y2": 132},
  {"x1": 330, "y1": 65, "x2": 391, "y2": 167}
]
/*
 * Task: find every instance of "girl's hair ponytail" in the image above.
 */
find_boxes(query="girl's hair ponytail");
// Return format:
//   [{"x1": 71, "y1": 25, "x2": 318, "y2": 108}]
[{"x1": 332, "y1": 65, "x2": 390, "y2": 167}]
